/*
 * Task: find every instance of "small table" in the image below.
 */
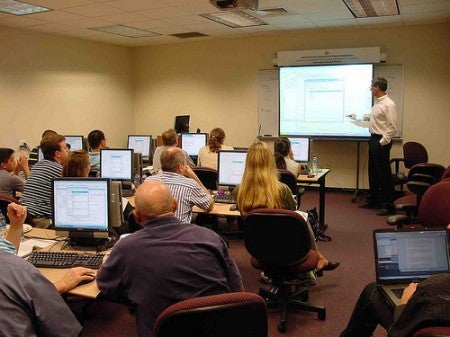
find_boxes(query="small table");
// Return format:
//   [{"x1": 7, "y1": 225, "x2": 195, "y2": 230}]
[{"x1": 297, "y1": 169, "x2": 330, "y2": 228}]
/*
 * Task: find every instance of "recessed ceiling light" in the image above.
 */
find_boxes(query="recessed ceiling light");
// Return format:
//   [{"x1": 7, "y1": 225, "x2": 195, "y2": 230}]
[
  {"x1": 201, "y1": 10, "x2": 267, "y2": 28},
  {"x1": 342, "y1": 0, "x2": 399, "y2": 18},
  {"x1": 0, "y1": 0, "x2": 51, "y2": 15},
  {"x1": 90, "y1": 25, "x2": 160, "y2": 38}
]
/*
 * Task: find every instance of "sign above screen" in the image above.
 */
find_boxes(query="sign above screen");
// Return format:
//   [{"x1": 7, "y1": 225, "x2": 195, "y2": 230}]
[{"x1": 279, "y1": 63, "x2": 373, "y2": 139}]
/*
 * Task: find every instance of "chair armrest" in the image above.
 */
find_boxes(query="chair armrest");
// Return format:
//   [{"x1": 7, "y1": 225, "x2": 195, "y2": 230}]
[
  {"x1": 390, "y1": 158, "x2": 404, "y2": 174},
  {"x1": 409, "y1": 173, "x2": 436, "y2": 185},
  {"x1": 386, "y1": 214, "x2": 411, "y2": 227},
  {"x1": 395, "y1": 203, "x2": 418, "y2": 218},
  {"x1": 406, "y1": 180, "x2": 432, "y2": 196}
]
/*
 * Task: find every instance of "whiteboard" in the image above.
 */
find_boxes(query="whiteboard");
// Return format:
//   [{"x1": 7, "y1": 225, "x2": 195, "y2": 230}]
[{"x1": 258, "y1": 65, "x2": 404, "y2": 137}]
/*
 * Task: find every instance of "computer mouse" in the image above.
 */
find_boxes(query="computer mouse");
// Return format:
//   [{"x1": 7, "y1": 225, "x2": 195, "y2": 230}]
[
  {"x1": 78, "y1": 273, "x2": 96, "y2": 286},
  {"x1": 307, "y1": 173, "x2": 315, "y2": 178},
  {"x1": 229, "y1": 204, "x2": 237, "y2": 211}
]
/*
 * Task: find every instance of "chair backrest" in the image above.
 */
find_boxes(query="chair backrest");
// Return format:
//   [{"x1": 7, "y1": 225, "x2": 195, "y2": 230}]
[
  {"x1": 192, "y1": 167, "x2": 217, "y2": 191},
  {"x1": 278, "y1": 169, "x2": 298, "y2": 196},
  {"x1": 417, "y1": 180, "x2": 450, "y2": 228},
  {"x1": 411, "y1": 326, "x2": 450, "y2": 337},
  {"x1": 153, "y1": 292, "x2": 268, "y2": 337},
  {"x1": 243, "y1": 208, "x2": 312, "y2": 267},
  {"x1": 403, "y1": 141, "x2": 428, "y2": 169}
]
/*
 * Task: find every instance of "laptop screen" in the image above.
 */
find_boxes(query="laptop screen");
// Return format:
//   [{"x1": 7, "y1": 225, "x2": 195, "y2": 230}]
[{"x1": 373, "y1": 228, "x2": 450, "y2": 284}]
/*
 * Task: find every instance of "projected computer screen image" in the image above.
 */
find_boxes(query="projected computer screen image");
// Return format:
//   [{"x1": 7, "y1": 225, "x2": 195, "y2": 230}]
[
  {"x1": 181, "y1": 133, "x2": 208, "y2": 156},
  {"x1": 52, "y1": 178, "x2": 110, "y2": 233},
  {"x1": 100, "y1": 149, "x2": 133, "y2": 181},
  {"x1": 279, "y1": 64, "x2": 373, "y2": 138},
  {"x1": 128, "y1": 135, "x2": 152, "y2": 158},
  {"x1": 65, "y1": 135, "x2": 84, "y2": 151},
  {"x1": 288, "y1": 137, "x2": 310, "y2": 163},
  {"x1": 218, "y1": 150, "x2": 247, "y2": 187}
]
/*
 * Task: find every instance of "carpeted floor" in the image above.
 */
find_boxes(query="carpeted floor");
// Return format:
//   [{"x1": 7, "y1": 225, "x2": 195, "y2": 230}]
[{"x1": 78, "y1": 190, "x2": 392, "y2": 337}]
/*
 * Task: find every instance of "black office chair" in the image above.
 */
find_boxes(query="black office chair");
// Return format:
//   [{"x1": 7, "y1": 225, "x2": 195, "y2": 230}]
[
  {"x1": 390, "y1": 141, "x2": 428, "y2": 191},
  {"x1": 192, "y1": 167, "x2": 217, "y2": 191},
  {"x1": 278, "y1": 169, "x2": 304, "y2": 209},
  {"x1": 153, "y1": 292, "x2": 268, "y2": 337},
  {"x1": 243, "y1": 208, "x2": 325, "y2": 333}
]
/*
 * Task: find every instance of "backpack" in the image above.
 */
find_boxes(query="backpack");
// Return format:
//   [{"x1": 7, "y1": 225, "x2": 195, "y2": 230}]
[{"x1": 307, "y1": 207, "x2": 331, "y2": 242}]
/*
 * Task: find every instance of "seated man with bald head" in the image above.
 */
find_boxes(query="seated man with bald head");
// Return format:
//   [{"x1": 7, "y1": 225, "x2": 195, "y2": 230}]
[
  {"x1": 97, "y1": 181, "x2": 243, "y2": 337},
  {"x1": 145, "y1": 147, "x2": 214, "y2": 223}
]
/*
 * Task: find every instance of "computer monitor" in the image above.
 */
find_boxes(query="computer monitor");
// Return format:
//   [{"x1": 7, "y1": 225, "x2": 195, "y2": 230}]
[
  {"x1": 127, "y1": 135, "x2": 152, "y2": 160},
  {"x1": 174, "y1": 115, "x2": 190, "y2": 134},
  {"x1": 288, "y1": 137, "x2": 310, "y2": 163},
  {"x1": 217, "y1": 150, "x2": 247, "y2": 187},
  {"x1": 64, "y1": 135, "x2": 84, "y2": 151},
  {"x1": 52, "y1": 178, "x2": 110, "y2": 247},
  {"x1": 181, "y1": 133, "x2": 208, "y2": 157},
  {"x1": 100, "y1": 149, "x2": 133, "y2": 181}
]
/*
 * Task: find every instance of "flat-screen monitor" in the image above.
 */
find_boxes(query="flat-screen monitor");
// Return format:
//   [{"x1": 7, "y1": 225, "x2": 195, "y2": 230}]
[
  {"x1": 181, "y1": 133, "x2": 208, "y2": 157},
  {"x1": 174, "y1": 115, "x2": 190, "y2": 134},
  {"x1": 100, "y1": 149, "x2": 133, "y2": 181},
  {"x1": 127, "y1": 135, "x2": 152, "y2": 159},
  {"x1": 279, "y1": 63, "x2": 373, "y2": 139},
  {"x1": 288, "y1": 137, "x2": 310, "y2": 163},
  {"x1": 52, "y1": 178, "x2": 110, "y2": 245},
  {"x1": 65, "y1": 135, "x2": 84, "y2": 151},
  {"x1": 217, "y1": 150, "x2": 247, "y2": 187}
]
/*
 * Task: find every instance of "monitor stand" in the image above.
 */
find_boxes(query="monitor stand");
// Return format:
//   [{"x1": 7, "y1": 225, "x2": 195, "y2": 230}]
[{"x1": 65, "y1": 233, "x2": 118, "y2": 252}]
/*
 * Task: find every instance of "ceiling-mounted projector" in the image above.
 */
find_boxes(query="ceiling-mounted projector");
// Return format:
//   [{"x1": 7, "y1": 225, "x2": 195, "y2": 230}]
[{"x1": 209, "y1": 0, "x2": 258, "y2": 11}]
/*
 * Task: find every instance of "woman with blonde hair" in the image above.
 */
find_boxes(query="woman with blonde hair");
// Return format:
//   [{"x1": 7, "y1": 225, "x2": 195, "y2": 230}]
[
  {"x1": 62, "y1": 150, "x2": 90, "y2": 177},
  {"x1": 197, "y1": 128, "x2": 233, "y2": 170},
  {"x1": 233, "y1": 141, "x2": 339, "y2": 275}
]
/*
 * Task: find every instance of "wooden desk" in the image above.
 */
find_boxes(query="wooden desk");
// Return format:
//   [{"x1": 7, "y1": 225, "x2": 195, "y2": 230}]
[
  {"x1": 192, "y1": 203, "x2": 240, "y2": 216},
  {"x1": 26, "y1": 228, "x2": 102, "y2": 299},
  {"x1": 297, "y1": 169, "x2": 330, "y2": 228}
]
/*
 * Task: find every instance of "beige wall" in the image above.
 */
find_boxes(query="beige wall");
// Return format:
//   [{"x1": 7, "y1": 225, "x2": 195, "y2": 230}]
[
  {"x1": 0, "y1": 24, "x2": 448, "y2": 189},
  {"x1": 0, "y1": 27, "x2": 135, "y2": 150},
  {"x1": 134, "y1": 23, "x2": 450, "y2": 188}
]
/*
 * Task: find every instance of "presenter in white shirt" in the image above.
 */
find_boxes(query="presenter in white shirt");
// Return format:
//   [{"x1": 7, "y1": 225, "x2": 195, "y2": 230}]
[{"x1": 361, "y1": 77, "x2": 398, "y2": 215}]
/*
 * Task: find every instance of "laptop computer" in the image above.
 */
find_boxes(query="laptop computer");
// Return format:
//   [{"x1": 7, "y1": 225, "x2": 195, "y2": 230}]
[{"x1": 373, "y1": 228, "x2": 450, "y2": 308}]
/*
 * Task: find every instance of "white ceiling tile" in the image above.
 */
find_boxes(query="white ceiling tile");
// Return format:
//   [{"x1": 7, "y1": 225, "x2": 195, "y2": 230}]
[{"x1": 62, "y1": 3, "x2": 125, "y2": 17}]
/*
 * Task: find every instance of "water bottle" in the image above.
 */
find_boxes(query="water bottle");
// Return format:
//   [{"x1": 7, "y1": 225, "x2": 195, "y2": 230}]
[
  {"x1": 312, "y1": 155, "x2": 319, "y2": 174},
  {"x1": 0, "y1": 210, "x2": 7, "y2": 238}
]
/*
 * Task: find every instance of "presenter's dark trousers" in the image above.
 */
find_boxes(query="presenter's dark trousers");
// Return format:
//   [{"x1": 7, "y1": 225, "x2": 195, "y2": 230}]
[
  {"x1": 368, "y1": 134, "x2": 395, "y2": 207},
  {"x1": 340, "y1": 282, "x2": 393, "y2": 337}
]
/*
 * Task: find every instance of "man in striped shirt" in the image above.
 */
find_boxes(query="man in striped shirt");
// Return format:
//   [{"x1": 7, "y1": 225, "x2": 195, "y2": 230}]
[
  {"x1": 21, "y1": 134, "x2": 70, "y2": 228},
  {"x1": 145, "y1": 147, "x2": 213, "y2": 223}
]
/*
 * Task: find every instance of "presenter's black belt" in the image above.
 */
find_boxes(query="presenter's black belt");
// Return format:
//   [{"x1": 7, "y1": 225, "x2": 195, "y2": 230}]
[{"x1": 370, "y1": 133, "x2": 382, "y2": 139}]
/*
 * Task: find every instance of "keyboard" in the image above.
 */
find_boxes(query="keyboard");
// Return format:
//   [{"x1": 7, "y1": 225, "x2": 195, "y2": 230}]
[
  {"x1": 122, "y1": 188, "x2": 135, "y2": 197},
  {"x1": 213, "y1": 193, "x2": 236, "y2": 204},
  {"x1": 27, "y1": 251, "x2": 105, "y2": 269}
]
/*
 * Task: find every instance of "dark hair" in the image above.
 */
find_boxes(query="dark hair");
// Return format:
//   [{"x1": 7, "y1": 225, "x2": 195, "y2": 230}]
[
  {"x1": 40, "y1": 134, "x2": 65, "y2": 160},
  {"x1": 63, "y1": 150, "x2": 90, "y2": 177},
  {"x1": 372, "y1": 77, "x2": 388, "y2": 91},
  {"x1": 207, "y1": 128, "x2": 225, "y2": 153},
  {"x1": 161, "y1": 148, "x2": 185, "y2": 172},
  {"x1": 0, "y1": 148, "x2": 14, "y2": 164},
  {"x1": 87, "y1": 130, "x2": 105, "y2": 150},
  {"x1": 273, "y1": 137, "x2": 291, "y2": 170},
  {"x1": 161, "y1": 129, "x2": 178, "y2": 146},
  {"x1": 41, "y1": 129, "x2": 57, "y2": 139}
]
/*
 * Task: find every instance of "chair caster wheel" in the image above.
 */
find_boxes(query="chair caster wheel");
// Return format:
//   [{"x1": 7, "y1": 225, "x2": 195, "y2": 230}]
[
  {"x1": 318, "y1": 309, "x2": 326, "y2": 320},
  {"x1": 278, "y1": 322, "x2": 286, "y2": 333}
]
